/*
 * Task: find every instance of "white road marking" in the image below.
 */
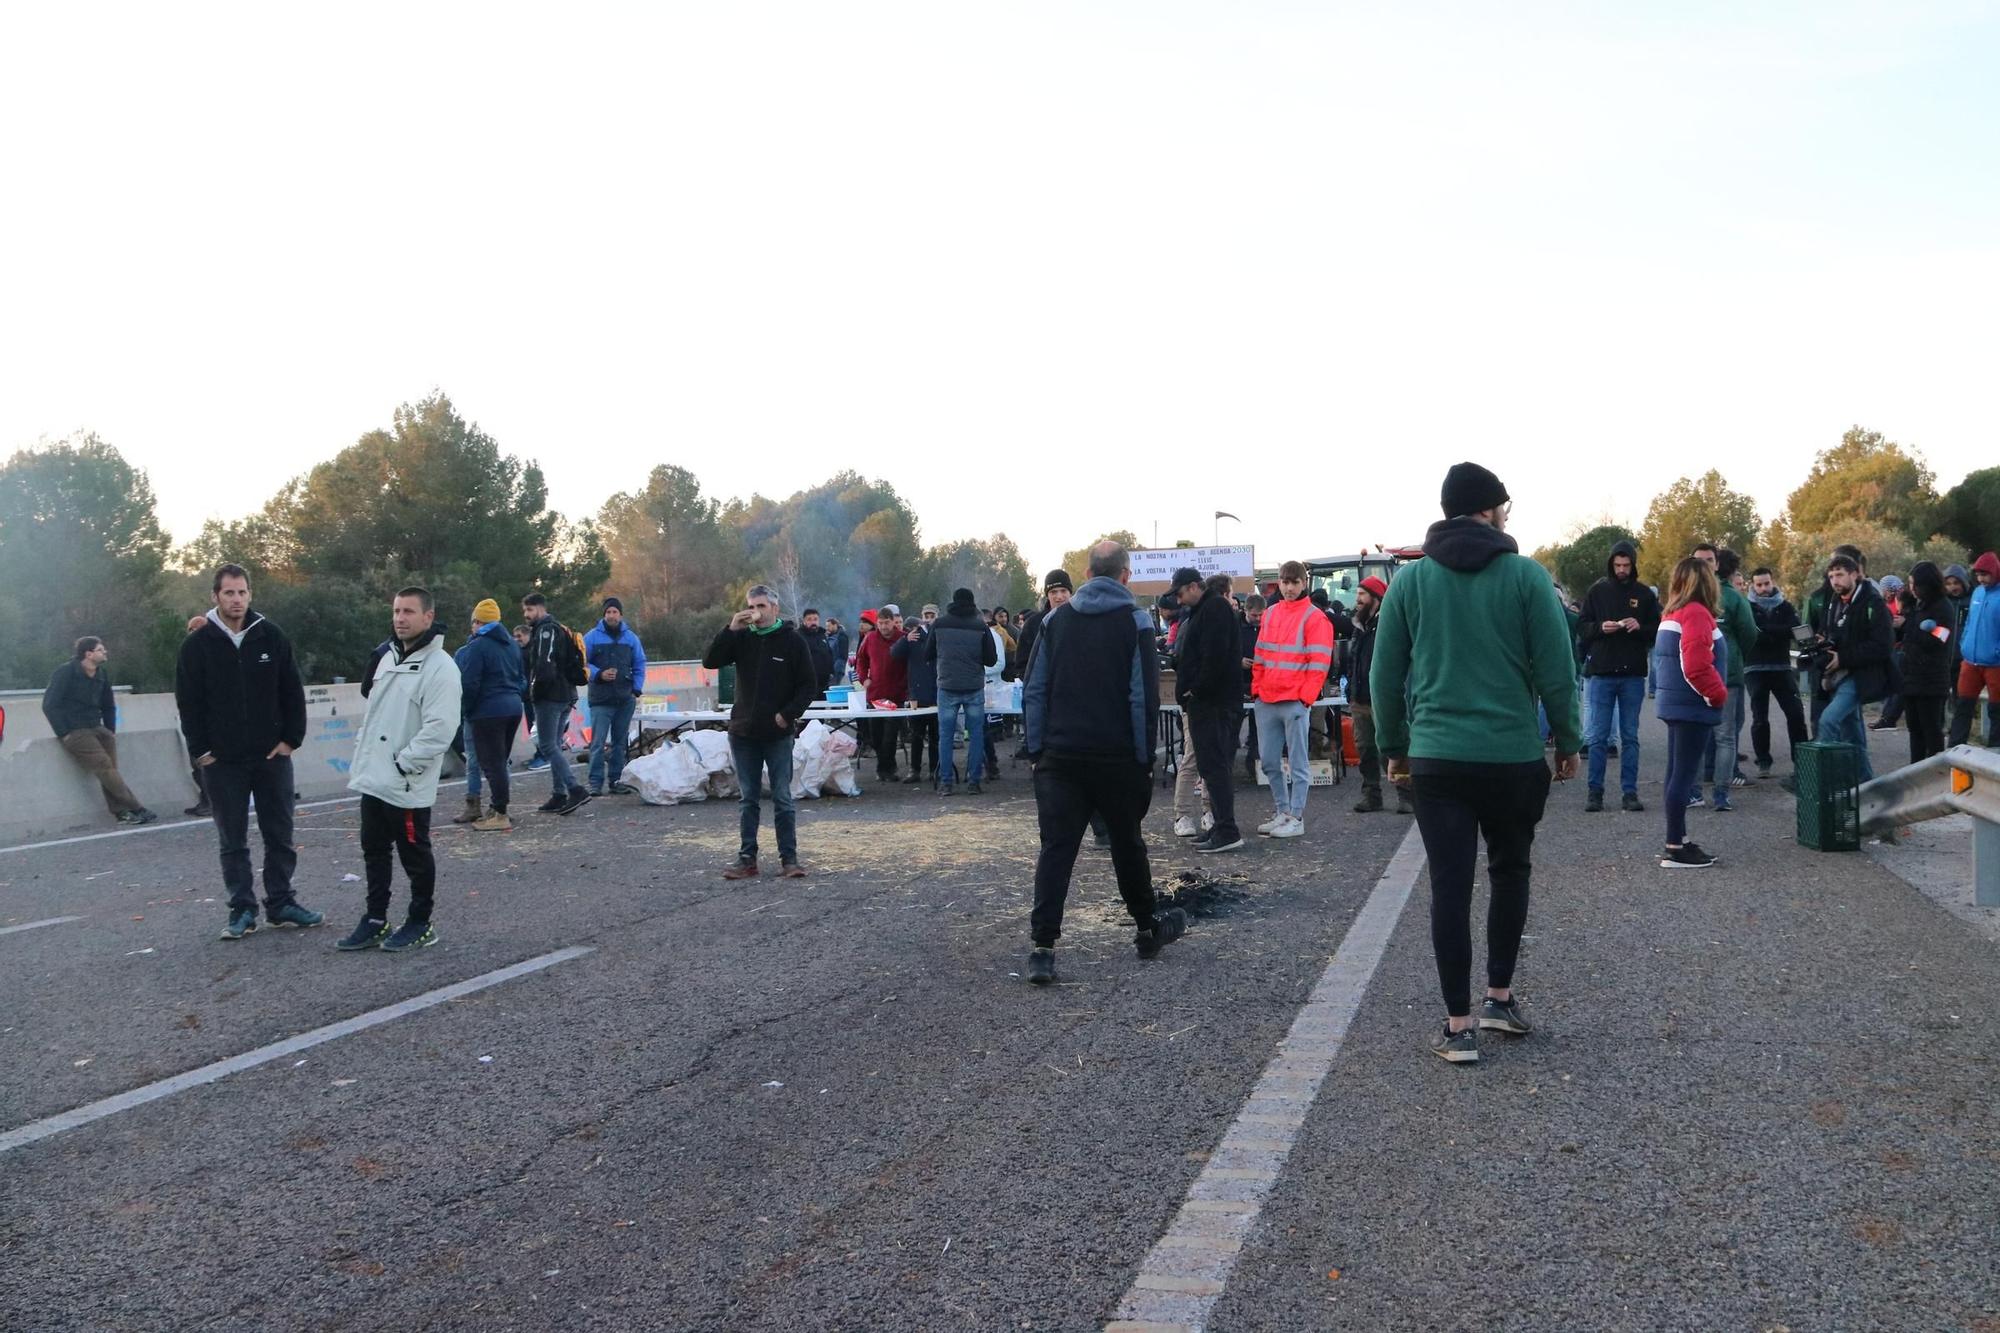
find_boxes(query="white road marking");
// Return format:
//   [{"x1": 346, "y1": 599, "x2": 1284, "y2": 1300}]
[
  {"x1": 0, "y1": 946, "x2": 594, "y2": 1154},
  {"x1": 0, "y1": 915, "x2": 84, "y2": 937},
  {"x1": 1106, "y1": 824, "x2": 1427, "y2": 1333},
  {"x1": 0, "y1": 781, "x2": 474, "y2": 856}
]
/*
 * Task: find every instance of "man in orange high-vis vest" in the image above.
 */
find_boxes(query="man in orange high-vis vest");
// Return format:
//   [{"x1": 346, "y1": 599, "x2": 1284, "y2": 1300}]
[{"x1": 1251, "y1": 560, "x2": 1335, "y2": 837}]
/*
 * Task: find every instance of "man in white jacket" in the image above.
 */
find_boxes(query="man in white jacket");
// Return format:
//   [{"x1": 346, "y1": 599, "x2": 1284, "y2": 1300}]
[{"x1": 338, "y1": 587, "x2": 463, "y2": 953}]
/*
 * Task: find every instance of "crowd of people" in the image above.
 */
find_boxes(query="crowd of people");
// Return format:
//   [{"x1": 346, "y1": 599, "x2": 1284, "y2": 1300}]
[{"x1": 32, "y1": 469, "x2": 2000, "y2": 1063}]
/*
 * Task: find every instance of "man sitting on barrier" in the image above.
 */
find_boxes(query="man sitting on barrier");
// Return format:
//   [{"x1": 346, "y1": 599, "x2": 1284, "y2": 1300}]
[{"x1": 42, "y1": 636, "x2": 158, "y2": 826}]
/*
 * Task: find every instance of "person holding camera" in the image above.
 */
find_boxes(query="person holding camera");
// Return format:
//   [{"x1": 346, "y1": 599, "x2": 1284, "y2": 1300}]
[{"x1": 1655, "y1": 557, "x2": 1729, "y2": 869}]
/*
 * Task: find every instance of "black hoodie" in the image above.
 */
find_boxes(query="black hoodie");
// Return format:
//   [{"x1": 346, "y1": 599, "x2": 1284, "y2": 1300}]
[
  {"x1": 1577, "y1": 540, "x2": 1661, "y2": 678},
  {"x1": 1174, "y1": 587, "x2": 1245, "y2": 711},
  {"x1": 175, "y1": 610, "x2": 309, "y2": 763}
]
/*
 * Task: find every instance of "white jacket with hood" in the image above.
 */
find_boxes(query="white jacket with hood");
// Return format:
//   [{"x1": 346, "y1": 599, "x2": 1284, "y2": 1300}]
[{"x1": 348, "y1": 628, "x2": 463, "y2": 809}]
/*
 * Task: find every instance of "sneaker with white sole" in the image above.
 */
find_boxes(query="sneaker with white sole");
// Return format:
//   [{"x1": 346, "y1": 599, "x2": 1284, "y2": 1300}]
[
  {"x1": 1173, "y1": 816, "x2": 1199, "y2": 838},
  {"x1": 1660, "y1": 843, "x2": 1718, "y2": 869},
  {"x1": 1430, "y1": 1020, "x2": 1479, "y2": 1064},
  {"x1": 1268, "y1": 816, "x2": 1305, "y2": 839},
  {"x1": 1257, "y1": 814, "x2": 1287, "y2": 835}
]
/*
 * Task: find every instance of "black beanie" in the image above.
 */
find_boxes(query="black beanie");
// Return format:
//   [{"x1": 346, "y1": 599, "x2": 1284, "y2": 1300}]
[
  {"x1": 950, "y1": 587, "x2": 977, "y2": 611},
  {"x1": 1043, "y1": 568, "x2": 1073, "y2": 593},
  {"x1": 602, "y1": 596, "x2": 624, "y2": 613},
  {"x1": 1440, "y1": 462, "x2": 1509, "y2": 518}
]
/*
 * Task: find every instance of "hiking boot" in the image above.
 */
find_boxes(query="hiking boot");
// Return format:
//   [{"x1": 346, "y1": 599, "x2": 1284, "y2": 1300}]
[
  {"x1": 536, "y1": 795, "x2": 566, "y2": 813},
  {"x1": 559, "y1": 789, "x2": 593, "y2": 814},
  {"x1": 1135, "y1": 907, "x2": 1188, "y2": 959},
  {"x1": 1479, "y1": 995, "x2": 1531, "y2": 1036},
  {"x1": 968, "y1": 781, "x2": 983, "y2": 795},
  {"x1": 1173, "y1": 816, "x2": 1199, "y2": 838},
  {"x1": 219, "y1": 910, "x2": 258, "y2": 941},
  {"x1": 1268, "y1": 816, "x2": 1305, "y2": 839},
  {"x1": 1353, "y1": 791, "x2": 1384, "y2": 814},
  {"x1": 1660, "y1": 843, "x2": 1718, "y2": 869},
  {"x1": 1584, "y1": 789, "x2": 1604, "y2": 813},
  {"x1": 779, "y1": 862, "x2": 807, "y2": 879},
  {"x1": 1430, "y1": 1020, "x2": 1479, "y2": 1064},
  {"x1": 722, "y1": 861, "x2": 759, "y2": 880},
  {"x1": 609, "y1": 782, "x2": 637, "y2": 796},
  {"x1": 1195, "y1": 833, "x2": 1245, "y2": 854},
  {"x1": 267, "y1": 901, "x2": 323, "y2": 929},
  {"x1": 1027, "y1": 947, "x2": 1056, "y2": 985},
  {"x1": 472, "y1": 810, "x2": 512, "y2": 832},
  {"x1": 452, "y1": 796, "x2": 483, "y2": 824},
  {"x1": 337, "y1": 917, "x2": 390, "y2": 951},
  {"x1": 381, "y1": 920, "x2": 437, "y2": 953},
  {"x1": 1621, "y1": 791, "x2": 1645, "y2": 813}
]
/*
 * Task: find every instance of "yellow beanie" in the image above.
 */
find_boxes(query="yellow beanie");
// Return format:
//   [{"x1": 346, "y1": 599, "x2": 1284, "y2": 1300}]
[{"x1": 471, "y1": 598, "x2": 502, "y2": 625}]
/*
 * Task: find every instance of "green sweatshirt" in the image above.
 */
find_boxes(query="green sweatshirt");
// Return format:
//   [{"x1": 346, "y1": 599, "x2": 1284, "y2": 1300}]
[
  {"x1": 1371, "y1": 519, "x2": 1582, "y2": 763},
  {"x1": 1718, "y1": 584, "x2": 1756, "y2": 688}
]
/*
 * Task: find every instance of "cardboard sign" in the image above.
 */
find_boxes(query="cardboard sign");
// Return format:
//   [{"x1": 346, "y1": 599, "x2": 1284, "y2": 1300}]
[{"x1": 1128, "y1": 545, "x2": 1257, "y2": 596}]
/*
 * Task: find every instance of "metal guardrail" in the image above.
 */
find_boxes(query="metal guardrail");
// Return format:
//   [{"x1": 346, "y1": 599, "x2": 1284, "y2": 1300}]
[{"x1": 1858, "y1": 745, "x2": 2000, "y2": 906}]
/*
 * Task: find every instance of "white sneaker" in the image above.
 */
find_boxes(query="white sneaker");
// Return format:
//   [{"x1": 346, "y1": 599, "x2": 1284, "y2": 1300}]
[
  {"x1": 1269, "y1": 816, "x2": 1305, "y2": 839},
  {"x1": 1199, "y1": 812, "x2": 1215, "y2": 835},
  {"x1": 1173, "y1": 816, "x2": 1199, "y2": 838},
  {"x1": 1257, "y1": 814, "x2": 1287, "y2": 835}
]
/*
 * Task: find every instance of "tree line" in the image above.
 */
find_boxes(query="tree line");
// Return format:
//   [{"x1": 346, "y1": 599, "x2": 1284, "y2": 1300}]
[
  {"x1": 1530, "y1": 426, "x2": 1997, "y2": 599},
  {"x1": 0, "y1": 392, "x2": 1035, "y2": 694}
]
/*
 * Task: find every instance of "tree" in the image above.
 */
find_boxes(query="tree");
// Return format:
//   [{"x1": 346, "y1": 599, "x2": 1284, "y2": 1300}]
[
  {"x1": 596, "y1": 464, "x2": 738, "y2": 620},
  {"x1": 0, "y1": 434, "x2": 173, "y2": 690},
  {"x1": 1779, "y1": 426, "x2": 1939, "y2": 543},
  {"x1": 1937, "y1": 467, "x2": 2000, "y2": 556},
  {"x1": 1061, "y1": 530, "x2": 1141, "y2": 590},
  {"x1": 921, "y1": 535, "x2": 1036, "y2": 610},
  {"x1": 1766, "y1": 518, "x2": 1967, "y2": 603},
  {"x1": 1634, "y1": 472, "x2": 1762, "y2": 588}
]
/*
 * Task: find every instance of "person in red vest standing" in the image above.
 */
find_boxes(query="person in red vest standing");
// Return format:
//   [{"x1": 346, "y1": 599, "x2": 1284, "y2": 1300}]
[{"x1": 1251, "y1": 559, "x2": 1336, "y2": 839}]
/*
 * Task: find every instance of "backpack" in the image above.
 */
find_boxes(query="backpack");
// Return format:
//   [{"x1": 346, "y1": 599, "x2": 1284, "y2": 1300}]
[{"x1": 561, "y1": 627, "x2": 589, "y2": 688}]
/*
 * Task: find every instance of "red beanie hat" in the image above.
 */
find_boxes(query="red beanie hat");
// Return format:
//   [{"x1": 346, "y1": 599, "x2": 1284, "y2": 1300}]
[{"x1": 1360, "y1": 576, "x2": 1388, "y2": 599}]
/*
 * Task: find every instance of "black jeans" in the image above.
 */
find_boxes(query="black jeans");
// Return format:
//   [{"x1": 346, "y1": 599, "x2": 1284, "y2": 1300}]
[
  {"x1": 360, "y1": 795, "x2": 436, "y2": 924},
  {"x1": 1410, "y1": 759, "x2": 1551, "y2": 1018},
  {"x1": 869, "y1": 718, "x2": 902, "y2": 778},
  {"x1": 1030, "y1": 754, "x2": 1159, "y2": 947},
  {"x1": 1907, "y1": 695, "x2": 1947, "y2": 765},
  {"x1": 906, "y1": 714, "x2": 939, "y2": 775},
  {"x1": 471, "y1": 715, "x2": 515, "y2": 812},
  {"x1": 204, "y1": 755, "x2": 298, "y2": 917},
  {"x1": 1186, "y1": 703, "x2": 1242, "y2": 844},
  {"x1": 1747, "y1": 672, "x2": 1808, "y2": 767}
]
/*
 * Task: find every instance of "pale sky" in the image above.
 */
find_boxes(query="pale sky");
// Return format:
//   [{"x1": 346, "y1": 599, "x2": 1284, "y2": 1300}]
[{"x1": 4, "y1": 2, "x2": 1995, "y2": 577}]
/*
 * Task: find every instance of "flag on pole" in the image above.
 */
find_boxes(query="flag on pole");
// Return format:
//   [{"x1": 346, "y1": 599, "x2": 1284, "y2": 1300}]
[{"x1": 1214, "y1": 510, "x2": 1239, "y2": 521}]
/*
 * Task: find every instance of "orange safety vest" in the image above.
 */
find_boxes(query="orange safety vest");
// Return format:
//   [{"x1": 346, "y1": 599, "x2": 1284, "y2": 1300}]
[{"x1": 1252, "y1": 596, "x2": 1334, "y2": 704}]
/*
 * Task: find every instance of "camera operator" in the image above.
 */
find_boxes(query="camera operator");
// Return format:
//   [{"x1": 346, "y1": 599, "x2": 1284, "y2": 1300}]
[{"x1": 1811, "y1": 554, "x2": 1895, "y2": 784}]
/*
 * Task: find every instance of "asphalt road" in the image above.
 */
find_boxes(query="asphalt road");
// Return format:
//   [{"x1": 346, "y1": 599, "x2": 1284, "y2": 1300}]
[{"x1": 3, "y1": 720, "x2": 1998, "y2": 1331}]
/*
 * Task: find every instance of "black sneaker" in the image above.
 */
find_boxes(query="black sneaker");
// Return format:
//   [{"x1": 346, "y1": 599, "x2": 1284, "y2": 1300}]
[
  {"x1": 381, "y1": 920, "x2": 438, "y2": 952},
  {"x1": 1027, "y1": 947, "x2": 1056, "y2": 986},
  {"x1": 559, "y1": 789, "x2": 593, "y2": 815},
  {"x1": 1431, "y1": 1021, "x2": 1479, "y2": 1064},
  {"x1": 184, "y1": 802, "x2": 212, "y2": 818},
  {"x1": 1621, "y1": 791, "x2": 1645, "y2": 813},
  {"x1": 1479, "y1": 995, "x2": 1531, "y2": 1035},
  {"x1": 1195, "y1": 834, "x2": 1245, "y2": 854},
  {"x1": 1660, "y1": 843, "x2": 1718, "y2": 869},
  {"x1": 1135, "y1": 907, "x2": 1188, "y2": 960},
  {"x1": 337, "y1": 917, "x2": 390, "y2": 951},
  {"x1": 537, "y1": 795, "x2": 567, "y2": 813},
  {"x1": 1584, "y1": 789, "x2": 1604, "y2": 813}
]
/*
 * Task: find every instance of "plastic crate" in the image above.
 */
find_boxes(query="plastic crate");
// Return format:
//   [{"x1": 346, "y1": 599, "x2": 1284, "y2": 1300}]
[{"x1": 1794, "y1": 741, "x2": 1861, "y2": 851}]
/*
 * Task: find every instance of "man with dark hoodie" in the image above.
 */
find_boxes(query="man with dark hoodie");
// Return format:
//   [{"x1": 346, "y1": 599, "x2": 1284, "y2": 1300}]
[
  {"x1": 1014, "y1": 570, "x2": 1072, "y2": 681},
  {"x1": 926, "y1": 589, "x2": 997, "y2": 794},
  {"x1": 521, "y1": 593, "x2": 590, "y2": 814},
  {"x1": 1174, "y1": 569, "x2": 1247, "y2": 853},
  {"x1": 583, "y1": 597, "x2": 647, "y2": 796},
  {"x1": 1576, "y1": 539, "x2": 1659, "y2": 813},
  {"x1": 799, "y1": 608, "x2": 835, "y2": 698},
  {"x1": 1020, "y1": 541, "x2": 1188, "y2": 985},
  {"x1": 704, "y1": 585, "x2": 817, "y2": 879},
  {"x1": 1371, "y1": 464, "x2": 1580, "y2": 1064},
  {"x1": 177, "y1": 564, "x2": 324, "y2": 941},
  {"x1": 1745, "y1": 567, "x2": 1809, "y2": 776}
]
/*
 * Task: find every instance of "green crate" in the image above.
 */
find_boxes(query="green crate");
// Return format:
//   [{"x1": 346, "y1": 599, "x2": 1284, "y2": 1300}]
[{"x1": 1794, "y1": 741, "x2": 1861, "y2": 851}]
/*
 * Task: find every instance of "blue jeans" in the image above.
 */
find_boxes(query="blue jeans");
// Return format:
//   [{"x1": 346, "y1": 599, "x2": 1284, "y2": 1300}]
[
  {"x1": 1585, "y1": 675, "x2": 1646, "y2": 794},
  {"x1": 1254, "y1": 699, "x2": 1313, "y2": 818},
  {"x1": 588, "y1": 696, "x2": 638, "y2": 790},
  {"x1": 1818, "y1": 678, "x2": 1874, "y2": 783},
  {"x1": 729, "y1": 734, "x2": 797, "y2": 866},
  {"x1": 534, "y1": 700, "x2": 583, "y2": 796},
  {"x1": 1703, "y1": 685, "x2": 1746, "y2": 791},
  {"x1": 936, "y1": 690, "x2": 986, "y2": 784}
]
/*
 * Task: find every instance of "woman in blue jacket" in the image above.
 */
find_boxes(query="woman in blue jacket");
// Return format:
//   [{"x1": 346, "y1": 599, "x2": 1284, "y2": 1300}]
[{"x1": 455, "y1": 599, "x2": 526, "y2": 830}]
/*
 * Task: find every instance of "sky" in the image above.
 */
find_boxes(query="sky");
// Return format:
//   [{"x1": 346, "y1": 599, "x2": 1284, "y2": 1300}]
[{"x1": 4, "y1": 2, "x2": 1996, "y2": 578}]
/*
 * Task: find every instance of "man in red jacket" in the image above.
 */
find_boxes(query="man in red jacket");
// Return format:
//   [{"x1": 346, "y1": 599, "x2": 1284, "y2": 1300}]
[
  {"x1": 1251, "y1": 560, "x2": 1336, "y2": 838},
  {"x1": 852, "y1": 608, "x2": 910, "y2": 783}
]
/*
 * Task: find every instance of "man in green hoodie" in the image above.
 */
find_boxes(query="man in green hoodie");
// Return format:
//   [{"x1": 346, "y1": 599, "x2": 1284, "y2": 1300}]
[{"x1": 1373, "y1": 463, "x2": 1580, "y2": 1065}]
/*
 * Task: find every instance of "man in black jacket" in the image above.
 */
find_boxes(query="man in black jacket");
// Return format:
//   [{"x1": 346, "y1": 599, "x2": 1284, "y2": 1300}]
[
  {"x1": 1020, "y1": 542, "x2": 1188, "y2": 985},
  {"x1": 1745, "y1": 567, "x2": 1808, "y2": 775},
  {"x1": 1348, "y1": 577, "x2": 1409, "y2": 815},
  {"x1": 176, "y1": 564, "x2": 323, "y2": 940},
  {"x1": 1813, "y1": 554, "x2": 1895, "y2": 784},
  {"x1": 521, "y1": 593, "x2": 589, "y2": 814},
  {"x1": 1576, "y1": 539, "x2": 1659, "y2": 812},
  {"x1": 926, "y1": 589, "x2": 998, "y2": 794},
  {"x1": 43, "y1": 636, "x2": 157, "y2": 825},
  {"x1": 703, "y1": 584, "x2": 817, "y2": 880},
  {"x1": 799, "y1": 609, "x2": 836, "y2": 698},
  {"x1": 1174, "y1": 569, "x2": 1245, "y2": 853}
]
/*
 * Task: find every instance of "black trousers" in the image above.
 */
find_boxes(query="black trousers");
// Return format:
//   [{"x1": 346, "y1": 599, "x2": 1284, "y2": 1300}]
[
  {"x1": 1411, "y1": 759, "x2": 1552, "y2": 1018},
  {"x1": 1747, "y1": 672, "x2": 1808, "y2": 766},
  {"x1": 360, "y1": 795, "x2": 437, "y2": 924},
  {"x1": 1186, "y1": 703, "x2": 1242, "y2": 843},
  {"x1": 1907, "y1": 695, "x2": 1947, "y2": 765},
  {"x1": 870, "y1": 718, "x2": 902, "y2": 777},
  {"x1": 906, "y1": 714, "x2": 939, "y2": 775},
  {"x1": 204, "y1": 755, "x2": 298, "y2": 917},
  {"x1": 1030, "y1": 754, "x2": 1159, "y2": 947},
  {"x1": 471, "y1": 715, "x2": 515, "y2": 812}
]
